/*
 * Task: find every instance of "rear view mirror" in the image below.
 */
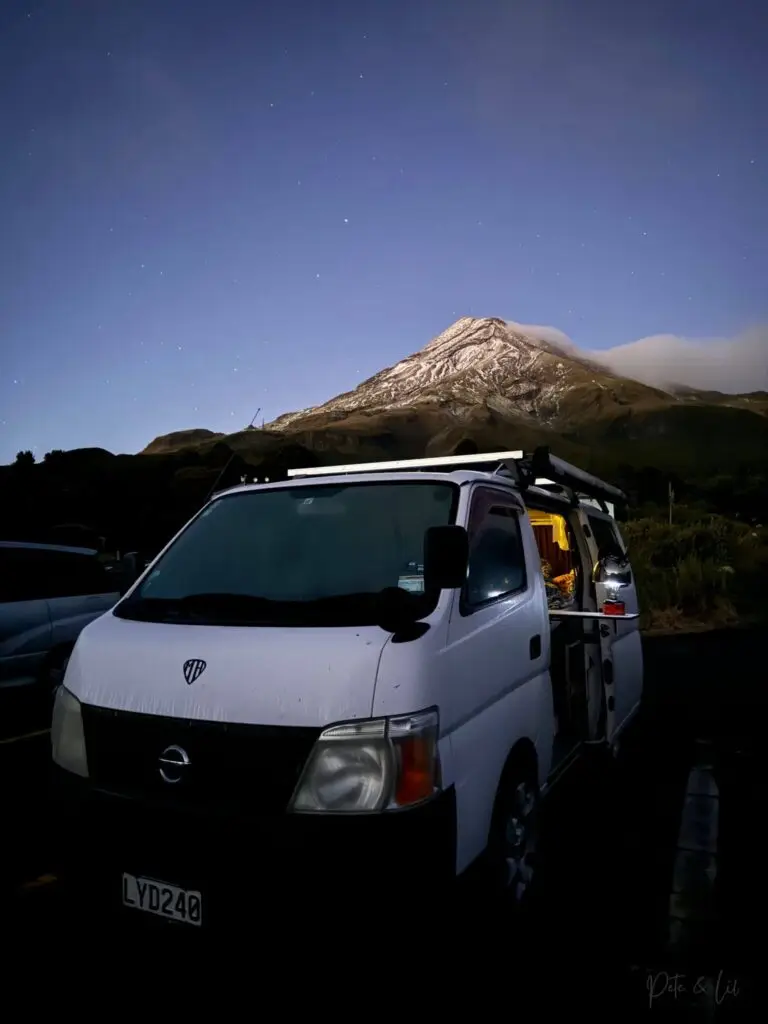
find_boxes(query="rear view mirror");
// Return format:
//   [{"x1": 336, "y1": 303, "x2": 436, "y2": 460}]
[{"x1": 424, "y1": 525, "x2": 469, "y2": 590}]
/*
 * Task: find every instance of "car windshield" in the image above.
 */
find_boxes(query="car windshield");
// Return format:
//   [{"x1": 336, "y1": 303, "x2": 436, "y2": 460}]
[{"x1": 114, "y1": 480, "x2": 458, "y2": 627}]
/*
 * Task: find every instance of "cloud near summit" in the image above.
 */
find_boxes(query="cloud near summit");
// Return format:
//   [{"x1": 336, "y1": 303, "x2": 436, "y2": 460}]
[{"x1": 508, "y1": 321, "x2": 768, "y2": 395}]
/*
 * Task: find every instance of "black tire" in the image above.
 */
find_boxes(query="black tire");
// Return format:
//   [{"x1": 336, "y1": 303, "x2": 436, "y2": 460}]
[{"x1": 484, "y1": 757, "x2": 540, "y2": 914}]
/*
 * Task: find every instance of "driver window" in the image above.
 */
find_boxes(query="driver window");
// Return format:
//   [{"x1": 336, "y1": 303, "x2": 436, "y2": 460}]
[{"x1": 463, "y1": 490, "x2": 527, "y2": 612}]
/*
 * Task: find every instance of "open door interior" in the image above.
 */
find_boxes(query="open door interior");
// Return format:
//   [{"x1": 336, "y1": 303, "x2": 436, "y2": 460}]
[{"x1": 526, "y1": 506, "x2": 596, "y2": 766}]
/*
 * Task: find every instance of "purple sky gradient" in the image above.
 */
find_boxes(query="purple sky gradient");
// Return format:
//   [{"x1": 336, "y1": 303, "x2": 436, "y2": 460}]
[{"x1": 1, "y1": 0, "x2": 766, "y2": 461}]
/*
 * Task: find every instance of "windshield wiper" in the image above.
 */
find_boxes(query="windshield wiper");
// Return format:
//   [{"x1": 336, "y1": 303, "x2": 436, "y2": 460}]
[
  {"x1": 116, "y1": 593, "x2": 281, "y2": 623},
  {"x1": 116, "y1": 587, "x2": 428, "y2": 627},
  {"x1": 174, "y1": 593, "x2": 277, "y2": 614}
]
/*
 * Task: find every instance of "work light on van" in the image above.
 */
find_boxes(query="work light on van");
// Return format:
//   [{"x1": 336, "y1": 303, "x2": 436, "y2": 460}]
[
  {"x1": 289, "y1": 708, "x2": 440, "y2": 813},
  {"x1": 51, "y1": 685, "x2": 89, "y2": 778}
]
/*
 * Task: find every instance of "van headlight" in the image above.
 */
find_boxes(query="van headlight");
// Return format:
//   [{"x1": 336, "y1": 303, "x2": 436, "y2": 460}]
[
  {"x1": 51, "y1": 686, "x2": 89, "y2": 778},
  {"x1": 288, "y1": 707, "x2": 440, "y2": 813}
]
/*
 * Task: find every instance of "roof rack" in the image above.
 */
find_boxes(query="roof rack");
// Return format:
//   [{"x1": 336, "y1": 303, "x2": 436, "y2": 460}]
[
  {"x1": 283, "y1": 446, "x2": 626, "y2": 513},
  {"x1": 529, "y1": 447, "x2": 627, "y2": 509},
  {"x1": 286, "y1": 450, "x2": 525, "y2": 478}
]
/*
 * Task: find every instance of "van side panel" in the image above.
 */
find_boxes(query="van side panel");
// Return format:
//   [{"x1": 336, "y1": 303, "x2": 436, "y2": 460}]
[
  {"x1": 368, "y1": 592, "x2": 454, "y2": 721},
  {"x1": 370, "y1": 604, "x2": 457, "y2": 811},
  {"x1": 440, "y1": 508, "x2": 553, "y2": 877},
  {"x1": 612, "y1": 627, "x2": 643, "y2": 726},
  {"x1": 580, "y1": 511, "x2": 644, "y2": 734},
  {"x1": 449, "y1": 663, "x2": 553, "y2": 875},
  {"x1": 610, "y1": 523, "x2": 644, "y2": 726}
]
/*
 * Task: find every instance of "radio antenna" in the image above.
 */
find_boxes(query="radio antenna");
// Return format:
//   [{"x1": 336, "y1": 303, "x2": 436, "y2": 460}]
[{"x1": 203, "y1": 407, "x2": 261, "y2": 504}]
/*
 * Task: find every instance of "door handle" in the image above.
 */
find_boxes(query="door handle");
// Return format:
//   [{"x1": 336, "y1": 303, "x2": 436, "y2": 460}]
[{"x1": 529, "y1": 634, "x2": 542, "y2": 660}]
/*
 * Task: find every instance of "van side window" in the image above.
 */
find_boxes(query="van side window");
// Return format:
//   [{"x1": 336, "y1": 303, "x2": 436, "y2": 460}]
[
  {"x1": 463, "y1": 492, "x2": 527, "y2": 612},
  {"x1": 586, "y1": 514, "x2": 624, "y2": 558}
]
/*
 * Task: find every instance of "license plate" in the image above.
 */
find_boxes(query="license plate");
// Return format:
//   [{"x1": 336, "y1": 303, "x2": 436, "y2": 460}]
[{"x1": 122, "y1": 872, "x2": 202, "y2": 927}]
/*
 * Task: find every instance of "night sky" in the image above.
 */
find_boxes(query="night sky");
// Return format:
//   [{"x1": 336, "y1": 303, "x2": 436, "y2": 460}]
[{"x1": 2, "y1": 0, "x2": 766, "y2": 463}]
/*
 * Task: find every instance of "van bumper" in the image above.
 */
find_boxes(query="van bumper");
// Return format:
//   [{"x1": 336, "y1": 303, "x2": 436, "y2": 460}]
[{"x1": 51, "y1": 767, "x2": 457, "y2": 934}]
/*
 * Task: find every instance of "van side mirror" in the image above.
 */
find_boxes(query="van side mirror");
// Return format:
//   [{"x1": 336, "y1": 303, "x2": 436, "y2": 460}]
[
  {"x1": 592, "y1": 551, "x2": 632, "y2": 587},
  {"x1": 424, "y1": 525, "x2": 469, "y2": 590}
]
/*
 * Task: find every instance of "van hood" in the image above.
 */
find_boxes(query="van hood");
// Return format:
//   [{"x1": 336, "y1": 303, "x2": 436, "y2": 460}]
[{"x1": 65, "y1": 612, "x2": 389, "y2": 728}]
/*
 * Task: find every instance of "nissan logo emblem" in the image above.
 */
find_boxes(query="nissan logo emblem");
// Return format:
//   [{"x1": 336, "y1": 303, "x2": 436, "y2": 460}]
[{"x1": 158, "y1": 744, "x2": 190, "y2": 784}]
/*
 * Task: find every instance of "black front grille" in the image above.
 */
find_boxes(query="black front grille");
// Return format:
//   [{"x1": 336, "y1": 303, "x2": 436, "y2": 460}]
[{"x1": 80, "y1": 704, "x2": 321, "y2": 816}]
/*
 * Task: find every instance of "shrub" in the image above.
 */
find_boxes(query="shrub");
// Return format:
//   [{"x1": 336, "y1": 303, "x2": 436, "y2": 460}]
[{"x1": 623, "y1": 513, "x2": 768, "y2": 632}]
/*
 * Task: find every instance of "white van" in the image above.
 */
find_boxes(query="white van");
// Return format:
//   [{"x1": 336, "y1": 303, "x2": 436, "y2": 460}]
[{"x1": 51, "y1": 447, "x2": 642, "y2": 931}]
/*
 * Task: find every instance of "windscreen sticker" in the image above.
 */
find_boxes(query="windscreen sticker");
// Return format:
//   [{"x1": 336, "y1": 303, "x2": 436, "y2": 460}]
[{"x1": 398, "y1": 574, "x2": 425, "y2": 594}]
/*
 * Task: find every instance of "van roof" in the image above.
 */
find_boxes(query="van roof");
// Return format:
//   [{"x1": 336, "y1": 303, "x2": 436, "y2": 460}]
[
  {"x1": 215, "y1": 446, "x2": 626, "y2": 516},
  {"x1": 211, "y1": 470, "x2": 507, "y2": 502},
  {"x1": 210, "y1": 473, "x2": 613, "y2": 520},
  {"x1": 0, "y1": 540, "x2": 99, "y2": 556}
]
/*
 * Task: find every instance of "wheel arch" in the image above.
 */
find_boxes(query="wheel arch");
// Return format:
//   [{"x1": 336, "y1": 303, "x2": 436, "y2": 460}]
[
  {"x1": 492, "y1": 738, "x2": 539, "y2": 817},
  {"x1": 457, "y1": 736, "x2": 541, "y2": 890}
]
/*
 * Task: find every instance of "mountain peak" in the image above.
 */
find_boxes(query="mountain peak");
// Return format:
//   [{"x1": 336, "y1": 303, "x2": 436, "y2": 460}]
[
  {"x1": 266, "y1": 316, "x2": 623, "y2": 431},
  {"x1": 422, "y1": 315, "x2": 507, "y2": 350},
  {"x1": 137, "y1": 318, "x2": 768, "y2": 461}
]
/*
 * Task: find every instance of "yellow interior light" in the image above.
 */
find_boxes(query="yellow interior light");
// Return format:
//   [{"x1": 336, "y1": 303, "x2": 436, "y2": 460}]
[{"x1": 527, "y1": 510, "x2": 570, "y2": 551}]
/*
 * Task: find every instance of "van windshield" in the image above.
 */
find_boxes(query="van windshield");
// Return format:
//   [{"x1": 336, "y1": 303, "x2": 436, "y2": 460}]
[{"x1": 114, "y1": 480, "x2": 459, "y2": 627}]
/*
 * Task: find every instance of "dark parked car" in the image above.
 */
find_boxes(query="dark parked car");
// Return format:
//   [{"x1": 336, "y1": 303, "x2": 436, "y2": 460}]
[{"x1": 0, "y1": 541, "x2": 119, "y2": 693}]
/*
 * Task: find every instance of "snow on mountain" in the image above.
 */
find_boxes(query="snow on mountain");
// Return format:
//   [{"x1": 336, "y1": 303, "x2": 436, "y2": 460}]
[{"x1": 267, "y1": 316, "x2": 620, "y2": 431}]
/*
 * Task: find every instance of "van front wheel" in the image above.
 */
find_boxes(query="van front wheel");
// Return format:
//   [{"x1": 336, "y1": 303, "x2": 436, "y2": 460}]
[{"x1": 489, "y1": 770, "x2": 540, "y2": 908}]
